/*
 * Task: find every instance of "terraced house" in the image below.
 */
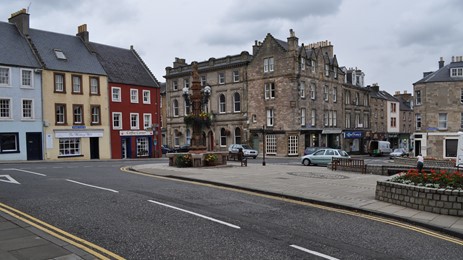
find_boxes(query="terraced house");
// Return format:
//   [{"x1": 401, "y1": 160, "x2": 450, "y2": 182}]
[{"x1": 0, "y1": 17, "x2": 43, "y2": 160}]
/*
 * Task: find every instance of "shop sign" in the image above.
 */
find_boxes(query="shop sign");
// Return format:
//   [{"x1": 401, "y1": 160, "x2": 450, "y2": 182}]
[
  {"x1": 344, "y1": 131, "x2": 363, "y2": 139},
  {"x1": 120, "y1": 130, "x2": 153, "y2": 136}
]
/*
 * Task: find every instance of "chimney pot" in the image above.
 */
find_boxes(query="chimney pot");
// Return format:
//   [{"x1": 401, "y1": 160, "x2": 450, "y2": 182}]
[{"x1": 8, "y1": 9, "x2": 30, "y2": 36}]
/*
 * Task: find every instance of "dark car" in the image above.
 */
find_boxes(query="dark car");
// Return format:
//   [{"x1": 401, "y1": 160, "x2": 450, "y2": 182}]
[
  {"x1": 173, "y1": 145, "x2": 190, "y2": 153},
  {"x1": 161, "y1": 145, "x2": 172, "y2": 154},
  {"x1": 303, "y1": 147, "x2": 328, "y2": 156}
]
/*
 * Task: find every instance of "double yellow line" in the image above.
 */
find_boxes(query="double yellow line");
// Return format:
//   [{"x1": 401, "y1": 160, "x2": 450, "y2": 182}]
[{"x1": 0, "y1": 202, "x2": 124, "y2": 260}]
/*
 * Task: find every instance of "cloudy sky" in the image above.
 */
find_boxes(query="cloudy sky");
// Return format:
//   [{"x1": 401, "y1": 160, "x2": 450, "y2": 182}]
[{"x1": 1, "y1": 0, "x2": 462, "y2": 94}]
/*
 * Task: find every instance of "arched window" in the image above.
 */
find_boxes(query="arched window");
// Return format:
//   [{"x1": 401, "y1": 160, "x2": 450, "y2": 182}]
[
  {"x1": 173, "y1": 99, "x2": 179, "y2": 117},
  {"x1": 220, "y1": 128, "x2": 227, "y2": 146},
  {"x1": 184, "y1": 100, "x2": 190, "y2": 115},
  {"x1": 234, "y1": 127, "x2": 241, "y2": 144},
  {"x1": 233, "y1": 92, "x2": 241, "y2": 112},
  {"x1": 219, "y1": 94, "x2": 226, "y2": 113}
]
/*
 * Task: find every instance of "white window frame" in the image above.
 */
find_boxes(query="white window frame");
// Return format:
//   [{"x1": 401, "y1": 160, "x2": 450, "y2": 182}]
[
  {"x1": 112, "y1": 87, "x2": 121, "y2": 102},
  {"x1": 265, "y1": 83, "x2": 275, "y2": 100},
  {"x1": 310, "y1": 60, "x2": 316, "y2": 73},
  {"x1": 333, "y1": 87, "x2": 337, "y2": 102},
  {"x1": 333, "y1": 111, "x2": 337, "y2": 127},
  {"x1": 451, "y1": 68, "x2": 463, "y2": 77},
  {"x1": 136, "y1": 137, "x2": 149, "y2": 157},
  {"x1": 0, "y1": 98, "x2": 12, "y2": 119},
  {"x1": 324, "y1": 85, "x2": 329, "y2": 101},
  {"x1": 0, "y1": 67, "x2": 11, "y2": 86},
  {"x1": 91, "y1": 106, "x2": 100, "y2": 125},
  {"x1": 345, "y1": 113, "x2": 351, "y2": 128},
  {"x1": 300, "y1": 81, "x2": 305, "y2": 98},
  {"x1": 72, "y1": 75, "x2": 82, "y2": 93},
  {"x1": 218, "y1": 72, "x2": 225, "y2": 84},
  {"x1": 264, "y1": 57, "x2": 274, "y2": 72},
  {"x1": 415, "y1": 90, "x2": 421, "y2": 105},
  {"x1": 220, "y1": 128, "x2": 227, "y2": 147},
  {"x1": 311, "y1": 109, "x2": 316, "y2": 127},
  {"x1": 288, "y1": 135, "x2": 298, "y2": 156},
  {"x1": 90, "y1": 77, "x2": 99, "y2": 95},
  {"x1": 113, "y1": 112, "x2": 122, "y2": 129},
  {"x1": 415, "y1": 113, "x2": 421, "y2": 130},
  {"x1": 233, "y1": 71, "x2": 240, "y2": 82},
  {"x1": 173, "y1": 80, "x2": 178, "y2": 91},
  {"x1": 184, "y1": 100, "x2": 190, "y2": 116},
  {"x1": 300, "y1": 57, "x2": 305, "y2": 70},
  {"x1": 325, "y1": 64, "x2": 330, "y2": 76},
  {"x1": 173, "y1": 99, "x2": 179, "y2": 117},
  {"x1": 21, "y1": 98, "x2": 34, "y2": 120},
  {"x1": 266, "y1": 134, "x2": 277, "y2": 155},
  {"x1": 301, "y1": 108, "x2": 306, "y2": 126},
  {"x1": 310, "y1": 83, "x2": 316, "y2": 100},
  {"x1": 20, "y1": 69, "x2": 33, "y2": 88},
  {"x1": 0, "y1": 133, "x2": 19, "y2": 153},
  {"x1": 130, "y1": 89, "x2": 139, "y2": 103},
  {"x1": 219, "y1": 94, "x2": 226, "y2": 113},
  {"x1": 73, "y1": 105, "x2": 83, "y2": 124},
  {"x1": 143, "y1": 113, "x2": 152, "y2": 130},
  {"x1": 143, "y1": 90, "x2": 151, "y2": 104},
  {"x1": 183, "y1": 78, "x2": 190, "y2": 89},
  {"x1": 59, "y1": 138, "x2": 80, "y2": 156},
  {"x1": 266, "y1": 109, "x2": 274, "y2": 127},
  {"x1": 130, "y1": 113, "x2": 139, "y2": 130},
  {"x1": 438, "y1": 113, "x2": 447, "y2": 129}
]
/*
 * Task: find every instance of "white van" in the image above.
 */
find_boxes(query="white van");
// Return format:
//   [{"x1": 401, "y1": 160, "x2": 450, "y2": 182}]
[{"x1": 368, "y1": 140, "x2": 392, "y2": 156}]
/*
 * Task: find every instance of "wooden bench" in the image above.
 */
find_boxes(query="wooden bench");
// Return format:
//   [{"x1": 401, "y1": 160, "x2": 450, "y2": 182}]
[{"x1": 332, "y1": 157, "x2": 366, "y2": 174}]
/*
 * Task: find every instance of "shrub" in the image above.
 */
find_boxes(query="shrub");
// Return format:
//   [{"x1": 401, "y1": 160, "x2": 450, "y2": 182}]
[
  {"x1": 175, "y1": 154, "x2": 192, "y2": 168},
  {"x1": 390, "y1": 168, "x2": 463, "y2": 190},
  {"x1": 204, "y1": 153, "x2": 218, "y2": 166}
]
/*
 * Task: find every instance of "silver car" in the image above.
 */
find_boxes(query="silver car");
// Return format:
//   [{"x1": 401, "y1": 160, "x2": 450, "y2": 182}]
[
  {"x1": 228, "y1": 144, "x2": 259, "y2": 159},
  {"x1": 301, "y1": 148, "x2": 350, "y2": 166}
]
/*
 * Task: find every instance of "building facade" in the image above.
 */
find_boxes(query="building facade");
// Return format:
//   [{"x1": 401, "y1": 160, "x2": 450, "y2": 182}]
[
  {"x1": 0, "y1": 17, "x2": 43, "y2": 160},
  {"x1": 413, "y1": 56, "x2": 463, "y2": 158}
]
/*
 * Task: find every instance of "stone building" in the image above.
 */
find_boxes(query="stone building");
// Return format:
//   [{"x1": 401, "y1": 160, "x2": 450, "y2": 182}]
[
  {"x1": 164, "y1": 53, "x2": 252, "y2": 151},
  {"x1": 394, "y1": 91, "x2": 414, "y2": 151},
  {"x1": 413, "y1": 56, "x2": 463, "y2": 158}
]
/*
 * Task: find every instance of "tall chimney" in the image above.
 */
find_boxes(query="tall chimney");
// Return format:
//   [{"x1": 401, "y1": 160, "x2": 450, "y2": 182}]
[
  {"x1": 76, "y1": 24, "x2": 89, "y2": 43},
  {"x1": 439, "y1": 57, "x2": 444, "y2": 69},
  {"x1": 8, "y1": 9, "x2": 29, "y2": 36}
]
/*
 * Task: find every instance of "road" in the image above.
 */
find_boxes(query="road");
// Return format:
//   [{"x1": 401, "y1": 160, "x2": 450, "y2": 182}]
[{"x1": 0, "y1": 160, "x2": 461, "y2": 259}]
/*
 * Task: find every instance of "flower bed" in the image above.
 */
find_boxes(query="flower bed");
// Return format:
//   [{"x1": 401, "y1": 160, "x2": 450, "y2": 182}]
[{"x1": 376, "y1": 168, "x2": 463, "y2": 216}]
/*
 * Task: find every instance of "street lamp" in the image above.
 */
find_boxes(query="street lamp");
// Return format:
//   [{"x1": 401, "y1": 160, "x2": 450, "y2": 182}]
[
  {"x1": 262, "y1": 124, "x2": 266, "y2": 166},
  {"x1": 182, "y1": 62, "x2": 212, "y2": 151}
]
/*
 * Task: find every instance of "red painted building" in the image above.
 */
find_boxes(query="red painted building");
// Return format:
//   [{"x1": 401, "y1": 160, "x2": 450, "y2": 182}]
[{"x1": 90, "y1": 41, "x2": 161, "y2": 159}]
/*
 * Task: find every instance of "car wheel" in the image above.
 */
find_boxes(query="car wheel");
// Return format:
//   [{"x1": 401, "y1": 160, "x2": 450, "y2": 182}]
[
  {"x1": 303, "y1": 159, "x2": 311, "y2": 166},
  {"x1": 253, "y1": 156, "x2": 257, "y2": 159}
]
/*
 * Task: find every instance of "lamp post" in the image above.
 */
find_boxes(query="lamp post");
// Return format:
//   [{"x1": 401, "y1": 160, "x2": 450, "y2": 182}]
[
  {"x1": 182, "y1": 62, "x2": 211, "y2": 151},
  {"x1": 262, "y1": 124, "x2": 266, "y2": 166}
]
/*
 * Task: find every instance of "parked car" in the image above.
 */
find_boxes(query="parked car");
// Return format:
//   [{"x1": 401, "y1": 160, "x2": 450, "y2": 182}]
[
  {"x1": 301, "y1": 148, "x2": 350, "y2": 166},
  {"x1": 389, "y1": 148, "x2": 409, "y2": 159},
  {"x1": 303, "y1": 146, "x2": 329, "y2": 155},
  {"x1": 173, "y1": 145, "x2": 190, "y2": 153},
  {"x1": 161, "y1": 145, "x2": 172, "y2": 154},
  {"x1": 228, "y1": 144, "x2": 259, "y2": 159}
]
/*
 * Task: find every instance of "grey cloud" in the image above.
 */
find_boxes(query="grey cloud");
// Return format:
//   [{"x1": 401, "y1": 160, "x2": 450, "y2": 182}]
[{"x1": 226, "y1": 0, "x2": 342, "y2": 22}]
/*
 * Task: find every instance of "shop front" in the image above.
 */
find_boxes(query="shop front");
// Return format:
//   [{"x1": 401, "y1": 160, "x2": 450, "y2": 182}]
[{"x1": 343, "y1": 130, "x2": 365, "y2": 154}]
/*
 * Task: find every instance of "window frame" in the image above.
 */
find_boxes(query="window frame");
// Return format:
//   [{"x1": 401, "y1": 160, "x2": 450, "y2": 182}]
[
  {"x1": 265, "y1": 82, "x2": 275, "y2": 100},
  {"x1": 111, "y1": 87, "x2": 121, "y2": 102},
  {"x1": 91, "y1": 105, "x2": 101, "y2": 125},
  {"x1": 143, "y1": 113, "x2": 152, "y2": 130},
  {"x1": 71, "y1": 75, "x2": 83, "y2": 94},
  {"x1": 310, "y1": 83, "x2": 316, "y2": 100},
  {"x1": 415, "y1": 90, "x2": 421, "y2": 105},
  {"x1": 0, "y1": 133, "x2": 19, "y2": 153},
  {"x1": 0, "y1": 67, "x2": 11, "y2": 86},
  {"x1": 55, "y1": 103, "x2": 67, "y2": 125},
  {"x1": 143, "y1": 90, "x2": 151, "y2": 104},
  {"x1": 266, "y1": 109, "x2": 274, "y2": 127},
  {"x1": 21, "y1": 98, "x2": 34, "y2": 120},
  {"x1": 0, "y1": 98, "x2": 12, "y2": 119},
  {"x1": 89, "y1": 77, "x2": 100, "y2": 95},
  {"x1": 72, "y1": 104, "x2": 84, "y2": 125},
  {"x1": 301, "y1": 108, "x2": 306, "y2": 126},
  {"x1": 173, "y1": 99, "x2": 179, "y2": 117},
  {"x1": 54, "y1": 73, "x2": 66, "y2": 93},
  {"x1": 219, "y1": 94, "x2": 226, "y2": 113},
  {"x1": 415, "y1": 113, "x2": 422, "y2": 130},
  {"x1": 130, "y1": 113, "x2": 139, "y2": 130},
  {"x1": 20, "y1": 69, "x2": 33, "y2": 88},
  {"x1": 233, "y1": 71, "x2": 240, "y2": 82},
  {"x1": 264, "y1": 57, "x2": 274, "y2": 72},
  {"x1": 59, "y1": 138, "x2": 81, "y2": 157},
  {"x1": 233, "y1": 92, "x2": 241, "y2": 112},
  {"x1": 130, "y1": 89, "x2": 139, "y2": 103},
  {"x1": 218, "y1": 72, "x2": 225, "y2": 85},
  {"x1": 438, "y1": 113, "x2": 447, "y2": 129},
  {"x1": 112, "y1": 112, "x2": 122, "y2": 129}
]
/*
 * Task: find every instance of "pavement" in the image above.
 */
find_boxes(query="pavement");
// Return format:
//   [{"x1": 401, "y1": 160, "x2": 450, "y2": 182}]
[{"x1": 2, "y1": 159, "x2": 463, "y2": 259}]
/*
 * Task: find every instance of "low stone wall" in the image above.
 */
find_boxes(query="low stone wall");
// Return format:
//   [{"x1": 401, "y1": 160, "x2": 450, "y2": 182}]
[
  {"x1": 167, "y1": 152, "x2": 228, "y2": 167},
  {"x1": 376, "y1": 179, "x2": 463, "y2": 216},
  {"x1": 393, "y1": 157, "x2": 455, "y2": 168}
]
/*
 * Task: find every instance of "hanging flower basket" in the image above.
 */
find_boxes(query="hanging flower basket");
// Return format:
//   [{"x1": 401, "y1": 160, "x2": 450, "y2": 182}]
[{"x1": 184, "y1": 112, "x2": 212, "y2": 128}]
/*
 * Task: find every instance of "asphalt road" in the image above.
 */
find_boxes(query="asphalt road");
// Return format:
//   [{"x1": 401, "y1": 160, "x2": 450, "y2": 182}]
[{"x1": 0, "y1": 160, "x2": 461, "y2": 259}]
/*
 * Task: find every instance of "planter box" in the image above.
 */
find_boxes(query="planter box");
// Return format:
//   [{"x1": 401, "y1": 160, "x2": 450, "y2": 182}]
[{"x1": 376, "y1": 177, "x2": 463, "y2": 216}]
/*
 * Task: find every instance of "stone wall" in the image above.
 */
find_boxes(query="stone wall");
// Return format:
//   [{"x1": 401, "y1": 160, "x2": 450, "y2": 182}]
[
  {"x1": 393, "y1": 157, "x2": 455, "y2": 168},
  {"x1": 376, "y1": 180, "x2": 463, "y2": 216}
]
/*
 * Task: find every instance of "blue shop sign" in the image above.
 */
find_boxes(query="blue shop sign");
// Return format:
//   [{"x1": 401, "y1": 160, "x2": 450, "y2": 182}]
[{"x1": 344, "y1": 131, "x2": 362, "y2": 139}]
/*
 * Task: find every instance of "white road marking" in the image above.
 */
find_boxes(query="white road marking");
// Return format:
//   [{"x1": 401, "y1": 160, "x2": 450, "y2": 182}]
[
  {"x1": 0, "y1": 175, "x2": 20, "y2": 184},
  {"x1": 2, "y1": 168, "x2": 46, "y2": 176},
  {"x1": 290, "y1": 245, "x2": 339, "y2": 260},
  {"x1": 148, "y1": 199, "x2": 240, "y2": 229},
  {"x1": 66, "y1": 179, "x2": 119, "y2": 193}
]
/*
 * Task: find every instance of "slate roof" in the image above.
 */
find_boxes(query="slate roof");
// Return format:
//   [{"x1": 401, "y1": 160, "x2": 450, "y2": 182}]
[
  {"x1": 415, "y1": 61, "x2": 463, "y2": 84},
  {"x1": 28, "y1": 28, "x2": 106, "y2": 75},
  {"x1": 90, "y1": 42, "x2": 159, "y2": 88},
  {"x1": 0, "y1": 22, "x2": 40, "y2": 68}
]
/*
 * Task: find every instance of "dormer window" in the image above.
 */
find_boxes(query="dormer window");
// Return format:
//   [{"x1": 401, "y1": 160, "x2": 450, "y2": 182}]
[
  {"x1": 54, "y1": 49, "x2": 67, "y2": 60},
  {"x1": 451, "y1": 67, "x2": 463, "y2": 77}
]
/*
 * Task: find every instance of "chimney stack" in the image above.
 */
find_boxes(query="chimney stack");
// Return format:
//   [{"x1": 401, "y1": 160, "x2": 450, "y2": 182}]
[
  {"x1": 287, "y1": 29, "x2": 298, "y2": 52},
  {"x1": 76, "y1": 24, "x2": 89, "y2": 43},
  {"x1": 439, "y1": 57, "x2": 444, "y2": 69},
  {"x1": 8, "y1": 9, "x2": 30, "y2": 36}
]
